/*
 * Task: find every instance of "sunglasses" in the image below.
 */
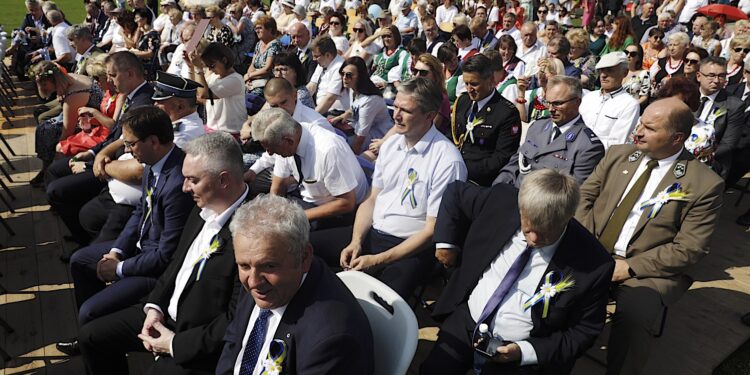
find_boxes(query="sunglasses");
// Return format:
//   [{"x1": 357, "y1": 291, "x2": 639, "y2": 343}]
[
  {"x1": 342, "y1": 71, "x2": 354, "y2": 78},
  {"x1": 538, "y1": 9, "x2": 547, "y2": 13},
  {"x1": 734, "y1": 47, "x2": 750, "y2": 53},
  {"x1": 329, "y1": 21, "x2": 341, "y2": 26},
  {"x1": 353, "y1": 27, "x2": 364, "y2": 33},
  {"x1": 651, "y1": 35, "x2": 663, "y2": 40},
  {"x1": 626, "y1": 50, "x2": 639, "y2": 57},
  {"x1": 411, "y1": 68, "x2": 430, "y2": 77},
  {"x1": 685, "y1": 58, "x2": 699, "y2": 65}
]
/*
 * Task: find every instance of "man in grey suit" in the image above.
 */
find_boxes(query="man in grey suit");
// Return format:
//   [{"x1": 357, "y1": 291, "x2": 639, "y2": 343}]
[{"x1": 494, "y1": 76, "x2": 605, "y2": 187}]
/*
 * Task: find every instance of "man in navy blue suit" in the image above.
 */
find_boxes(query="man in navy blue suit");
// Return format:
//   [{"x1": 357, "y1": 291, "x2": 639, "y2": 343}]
[
  {"x1": 215, "y1": 195, "x2": 374, "y2": 375},
  {"x1": 58, "y1": 106, "x2": 194, "y2": 355},
  {"x1": 420, "y1": 170, "x2": 614, "y2": 374}
]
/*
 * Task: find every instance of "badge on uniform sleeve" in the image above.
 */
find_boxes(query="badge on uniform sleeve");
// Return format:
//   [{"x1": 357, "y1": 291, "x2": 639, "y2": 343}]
[
  {"x1": 673, "y1": 162, "x2": 686, "y2": 178},
  {"x1": 628, "y1": 151, "x2": 642, "y2": 162}
]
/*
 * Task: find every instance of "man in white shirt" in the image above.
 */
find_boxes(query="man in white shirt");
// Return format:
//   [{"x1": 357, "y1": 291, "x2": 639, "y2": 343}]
[
  {"x1": 496, "y1": 13, "x2": 522, "y2": 47},
  {"x1": 252, "y1": 108, "x2": 369, "y2": 228},
  {"x1": 516, "y1": 22, "x2": 546, "y2": 76},
  {"x1": 310, "y1": 78, "x2": 467, "y2": 299},
  {"x1": 421, "y1": 169, "x2": 614, "y2": 374},
  {"x1": 32, "y1": 10, "x2": 75, "y2": 66},
  {"x1": 396, "y1": 0, "x2": 419, "y2": 42},
  {"x1": 678, "y1": 0, "x2": 708, "y2": 26},
  {"x1": 576, "y1": 98, "x2": 723, "y2": 374},
  {"x1": 307, "y1": 36, "x2": 349, "y2": 115},
  {"x1": 79, "y1": 132, "x2": 250, "y2": 375},
  {"x1": 96, "y1": 1, "x2": 118, "y2": 49},
  {"x1": 215, "y1": 194, "x2": 374, "y2": 375},
  {"x1": 579, "y1": 52, "x2": 640, "y2": 149}
]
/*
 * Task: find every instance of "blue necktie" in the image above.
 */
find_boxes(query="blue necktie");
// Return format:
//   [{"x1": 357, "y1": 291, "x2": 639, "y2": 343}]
[
  {"x1": 239, "y1": 309, "x2": 273, "y2": 375},
  {"x1": 474, "y1": 245, "x2": 533, "y2": 337},
  {"x1": 468, "y1": 101, "x2": 479, "y2": 123}
]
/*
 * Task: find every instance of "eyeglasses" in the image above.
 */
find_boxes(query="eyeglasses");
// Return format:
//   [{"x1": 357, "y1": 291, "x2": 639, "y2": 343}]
[
  {"x1": 626, "y1": 50, "x2": 639, "y2": 57},
  {"x1": 329, "y1": 21, "x2": 341, "y2": 26},
  {"x1": 699, "y1": 72, "x2": 727, "y2": 80},
  {"x1": 734, "y1": 47, "x2": 750, "y2": 54},
  {"x1": 411, "y1": 68, "x2": 430, "y2": 77},
  {"x1": 341, "y1": 71, "x2": 354, "y2": 78},
  {"x1": 123, "y1": 138, "x2": 141, "y2": 148},
  {"x1": 538, "y1": 9, "x2": 547, "y2": 13},
  {"x1": 273, "y1": 66, "x2": 289, "y2": 74},
  {"x1": 542, "y1": 96, "x2": 578, "y2": 108},
  {"x1": 685, "y1": 58, "x2": 700, "y2": 65},
  {"x1": 353, "y1": 27, "x2": 364, "y2": 33}
]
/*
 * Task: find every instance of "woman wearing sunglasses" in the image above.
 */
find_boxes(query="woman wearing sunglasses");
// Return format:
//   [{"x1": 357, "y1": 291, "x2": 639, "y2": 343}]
[
  {"x1": 727, "y1": 35, "x2": 750, "y2": 86},
  {"x1": 622, "y1": 44, "x2": 651, "y2": 107},
  {"x1": 683, "y1": 46, "x2": 708, "y2": 83},
  {"x1": 332, "y1": 57, "x2": 393, "y2": 154},
  {"x1": 345, "y1": 19, "x2": 379, "y2": 65},
  {"x1": 326, "y1": 12, "x2": 350, "y2": 55},
  {"x1": 642, "y1": 27, "x2": 665, "y2": 70}
]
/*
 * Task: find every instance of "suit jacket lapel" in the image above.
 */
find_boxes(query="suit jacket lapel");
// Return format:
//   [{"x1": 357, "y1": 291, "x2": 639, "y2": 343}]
[
  {"x1": 530, "y1": 228, "x2": 575, "y2": 327},
  {"x1": 179, "y1": 225, "x2": 232, "y2": 301},
  {"x1": 601, "y1": 151, "x2": 643, "y2": 227}
]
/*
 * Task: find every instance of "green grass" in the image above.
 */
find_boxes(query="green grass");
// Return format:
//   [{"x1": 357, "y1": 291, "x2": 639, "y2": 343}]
[{"x1": 0, "y1": 0, "x2": 87, "y2": 32}]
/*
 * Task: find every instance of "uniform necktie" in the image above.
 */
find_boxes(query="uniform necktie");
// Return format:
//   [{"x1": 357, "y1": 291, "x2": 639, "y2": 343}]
[
  {"x1": 550, "y1": 125, "x2": 562, "y2": 143},
  {"x1": 598, "y1": 159, "x2": 660, "y2": 252},
  {"x1": 696, "y1": 96, "x2": 709, "y2": 120},
  {"x1": 468, "y1": 101, "x2": 479, "y2": 123},
  {"x1": 293, "y1": 154, "x2": 304, "y2": 185},
  {"x1": 474, "y1": 245, "x2": 533, "y2": 337},
  {"x1": 239, "y1": 309, "x2": 273, "y2": 375}
]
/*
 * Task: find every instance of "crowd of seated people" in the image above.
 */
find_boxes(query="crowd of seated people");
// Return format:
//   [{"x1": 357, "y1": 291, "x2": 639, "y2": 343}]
[{"x1": 4, "y1": 0, "x2": 750, "y2": 373}]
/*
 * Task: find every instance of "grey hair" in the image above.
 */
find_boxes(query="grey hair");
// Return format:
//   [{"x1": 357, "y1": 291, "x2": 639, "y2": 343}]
[
  {"x1": 25, "y1": 0, "x2": 40, "y2": 8},
  {"x1": 182, "y1": 132, "x2": 244, "y2": 180},
  {"x1": 47, "y1": 9, "x2": 64, "y2": 23},
  {"x1": 250, "y1": 108, "x2": 301, "y2": 145},
  {"x1": 547, "y1": 75, "x2": 583, "y2": 98},
  {"x1": 518, "y1": 169, "x2": 579, "y2": 234},
  {"x1": 230, "y1": 194, "x2": 310, "y2": 264},
  {"x1": 66, "y1": 24, "x2": 93, "y2": 42},
  {"x1": 668, "y1": 32, "x2": 690, "y2": 47},
  {"x1": 397, "y1": 77, "x2": 443, "y2": 114}
]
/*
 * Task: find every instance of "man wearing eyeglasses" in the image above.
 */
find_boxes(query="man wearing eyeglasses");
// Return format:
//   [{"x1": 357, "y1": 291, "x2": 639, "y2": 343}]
[
  {"x1": 307, "y1": 36, "x2": 349, "y2": 116},
  {"x1": 696, "y1": 56, "x2": 746, "y2": 180},
  {"x1": 579, "y1": 52, "x2": 640, "y2": 149},
  {"x1": 494, "y1": 76, "x2": 604, "y2": 187}
]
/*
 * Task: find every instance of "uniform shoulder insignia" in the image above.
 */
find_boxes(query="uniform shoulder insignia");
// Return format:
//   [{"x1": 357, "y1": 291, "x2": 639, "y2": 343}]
[
  {"x1": 673, "y1": 162, "x2": 686, "y2": 178},
  {"x1": 628, "y1": 150, "x2": 642, "y2": 162},
  {"x1": 565, "y1": 131, "x2": 577, "y2": 142},
  {"x1": 582, "y1": 128, "x2": 600, "y2": 143}
]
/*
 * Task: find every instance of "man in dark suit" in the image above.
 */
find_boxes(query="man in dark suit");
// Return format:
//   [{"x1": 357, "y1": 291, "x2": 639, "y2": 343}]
[
  {"x1": 216, "y1": 195, "x2": 374, "y2": 375},
  {"x1": 726, "y1": 65, "x2": 750, "y2": 226},
  {"x1": 576, "y1": 98, "x2": 724, "y2": 374},
  {"x1": 45, "y1": 51, "x2": 154, "y2": 258},
  {"x1": 66, "y1": 24, "x2": 105, "y2": 76},
  {"x1": 7, "y1": 0, "x2": 51, "y2": 79},
  {"x1": 57, "y1": 107, "x2": 194, "y2": 355},
  {"x1": 631, "y1": 2, "x2": 656, "y2": 41},
  {"x1": 695, "y1": 56, "x2": 746, "y2": 180},
  {"x1": 420, "y1": 170, "x2": 614, "y2": 374},
  {"x1": 84, "y1": 1, "x2": 109, "y2": 38},
  {"x1": 288, "y1": 23, "x2": 317, "y2": 82},
  {"x1": 452, "y1": 54, "x2": 522, "y2": 186},
  {"x1": 494, "y1": 76, "x2": 604, "y2": 187},
  {"x1": 78, "y1": 133, "x2": 249, "y2": 375}
]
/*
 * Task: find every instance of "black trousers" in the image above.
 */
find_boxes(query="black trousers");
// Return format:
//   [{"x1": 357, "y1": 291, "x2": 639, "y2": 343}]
[
  {"x1": 79, "y1": 189, "x2": 135, "y2": 243},
  {"x1": 79, "y1": 305, "x2": 203, "y2": 375},
  {"x1": 309, "y1": 226, "x2": 435, "y2": 300},
  {"x1": 606, "y1": 285, "x2": 667, "y2": 375},
  {"x1": 420, "y1": 303, "x2": 537, "y2": 375},
  {"x1": 46, "y1": 157, "x2": 107, "y2": 244}
]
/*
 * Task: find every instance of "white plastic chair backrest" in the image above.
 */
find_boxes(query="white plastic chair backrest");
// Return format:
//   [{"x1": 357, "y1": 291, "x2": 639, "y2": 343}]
[{"x1": 337, "y1": 270, "x2": 418, "y2": 375}]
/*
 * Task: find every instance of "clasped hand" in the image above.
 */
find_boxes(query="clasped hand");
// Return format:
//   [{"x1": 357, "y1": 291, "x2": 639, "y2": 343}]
[{"x1": 138, "y1": 308, "x2": 175, "y2": 356}]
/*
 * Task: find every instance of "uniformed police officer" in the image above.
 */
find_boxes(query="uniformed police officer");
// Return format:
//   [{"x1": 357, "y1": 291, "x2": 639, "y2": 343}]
[
  {"x1": 451, "y1": 54, "x2": 523, "y2": 186},
  {"x1": 494, "y1": 75, "x2": 605, "y2": 187}
]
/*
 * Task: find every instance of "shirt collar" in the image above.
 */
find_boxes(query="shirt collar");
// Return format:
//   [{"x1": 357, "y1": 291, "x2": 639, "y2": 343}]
[
  {"x1": 474, "y1": 90, "x2": 496, "y2": 112},
  {"x1": 150, "y1": 145, "x2": 175, "y2": 177},
  {"x1": 296, "y1": 127, "x2": 313, "y2": 160},
  {"x1": 555, "y1": 115, "x2": 581, "y2": 133},
  {"x1": 127, "y1": 81, "x2": 148, "y2": 102},
  {"x1": 700, "y1": 90, "x2": 719, "y2": 103},
  {"x1": 599, "y1": 86, "x2": 625, "y2": 98},
  {"x1": 396, "y1": 125, "x2": 440, "y2": 155},
  {"x1": 644, "y1": 147, "x2": 683, "y2": 167},
  {"x1": 198, "y1": 185, "x2": 249, "y2": 228},
  {"x1": 262, "y1": 272, "x2": 308, "y2": 318},
  {"x1": 82, "y1": 44, "x2": 95, "y2": 57}
]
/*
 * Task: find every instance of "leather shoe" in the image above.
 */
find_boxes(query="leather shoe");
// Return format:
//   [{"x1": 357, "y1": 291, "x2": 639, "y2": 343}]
[
  {"x1": 56, "y1": 338, "x2": 80, "y2": 356},
  {"x1": 736, "y1": 210, "x2": 750, "y2": 227}
]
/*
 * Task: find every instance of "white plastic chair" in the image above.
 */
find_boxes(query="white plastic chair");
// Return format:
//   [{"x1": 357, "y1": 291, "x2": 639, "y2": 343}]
[{"x1": 337, "y1": 270, "x2": 419, "y2": 375}]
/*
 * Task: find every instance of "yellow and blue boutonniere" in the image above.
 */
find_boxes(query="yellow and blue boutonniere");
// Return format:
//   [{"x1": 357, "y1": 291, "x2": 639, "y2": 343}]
[
  {"x1": 400, "y1": 168, "x2": 419, "y2": 209},
  {"x1": 639, "y1": 182, "x2": 689, "y2": 219},
  {"x1": 192, "y1": 234, "x2": 224, "y2": 281},
  {"x1": 261, "y1": 339, "x2": 287, "y2": 375},
  {"x1": 465, "y1": 117, "x2": 484, "y2": 144},
  {"x1": 706, "y1": 107, "x2": 727, "y2": 126},
  {"x1": 522, "y1": 271, "x2": 575, "y2": 319}
]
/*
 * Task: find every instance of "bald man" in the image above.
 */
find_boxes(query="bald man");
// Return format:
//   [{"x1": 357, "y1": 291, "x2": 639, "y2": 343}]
[
  {"x1": 575, "y1": 98, "x2": 724, "y2": 374},
  {"x1": 287, "y1": 22, "x2": 317, "y2": 82}
]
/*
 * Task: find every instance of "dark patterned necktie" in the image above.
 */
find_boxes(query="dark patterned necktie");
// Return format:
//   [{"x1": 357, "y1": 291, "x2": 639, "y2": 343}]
[{"x1": 239, "y1": 309, "x2": 273, "y2": 375}]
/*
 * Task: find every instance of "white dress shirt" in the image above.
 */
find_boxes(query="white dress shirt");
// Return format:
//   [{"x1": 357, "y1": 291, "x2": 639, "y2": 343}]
[
  {"x1": 579, "y1": 87, "x2": 640, "y2": 149},
  {"x1": 516, "y1": 40, "x2": 547, "y2": 76},
  {"x1": 372, "y1": 126, "x2": 467, "y2": 238},
  {"x1": 436, "y1": 5, "x2": 459, "y2": 25},
  {"x1": 172, "y1": 111, "x2": 206, "y2": 148},
  {"x1": 697, "y1": 91, "x2": 720, "y2": 122},
  {"x1": 232, "y1": 275, "x2": 307, "y2": 375},
  {"x1": 496, "y1": 26, "x2": 522, "y2": 47},
  {"x1": 612, "y1": 149, "x2": 682, "y2": 257},
  {"x1": 108, "y1": 153, "x2": 143, "y2": 206},
  {"x1": 395, "y1": 10, "x2": 419, "y2": 36},
  {"x1": 273, "y1": 126, "x2": 369, "y2": 205},
  {"x1": 468, "y1": 229, "x2": 565, "y2": 366},
  {"x1": 310, "y1": 55, "x2": 349, "y2": 112},
  {"x1": 51, "y1": 23, "x2": 76, "y2": 60}
]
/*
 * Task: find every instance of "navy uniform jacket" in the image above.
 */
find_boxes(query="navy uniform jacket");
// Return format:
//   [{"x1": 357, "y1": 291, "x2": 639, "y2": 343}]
[
  {"x1": 216, "y1": 257, "x2": 374, "y2": 375},
  {"x1": 451, "y1": 91, "x2": 522, "y2": 186},
  {"x1": 113, "y1": 146, "x2": 194, "y2": 277},
  {"x1": 494, "y1": 116, "x2": 605, "y2": 187},
  {"x1": 433, "y1": 181, "x2": 614, "y2": 374}
]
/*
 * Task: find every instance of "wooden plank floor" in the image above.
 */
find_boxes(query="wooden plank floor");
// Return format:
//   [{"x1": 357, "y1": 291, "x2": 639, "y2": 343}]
[{"x1": 0, "y1": 69, "x2": 749, "y2": 375}]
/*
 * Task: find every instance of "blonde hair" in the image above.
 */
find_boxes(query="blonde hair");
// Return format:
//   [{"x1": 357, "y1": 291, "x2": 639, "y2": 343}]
[
  {"x1": 730, "y1": 35, "x2": 750, "y2": 49},
  {"x1": 85, "y1": 53, "x2": 109, "y2": 81},
  {"x1": 518, "y1": 169, "x2": 579, "y2": 235},
  {"x1": 205, "y1": 4, "x2": 225, "y2": 19},
  {"x1": 566, "y1": 28, "x2": 589, "y2": 50}
]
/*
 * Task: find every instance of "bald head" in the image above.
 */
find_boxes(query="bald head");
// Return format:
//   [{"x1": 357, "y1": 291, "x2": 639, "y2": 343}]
[
  {"x1": 635, "y1": 97, "x2": 693, "y2": 158},
  {"x1": 264, "y1": 77, "x2": 295, "y2": 97},
  {"x1": 661, "y1": 97, "x2": 694, "y2": 136},
  {"x1": 289, "y1": 22, "x2": 310, "y2": 49},
  {"x1": 264, "y1": 78, "x2": 297, "y2": 115}
]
